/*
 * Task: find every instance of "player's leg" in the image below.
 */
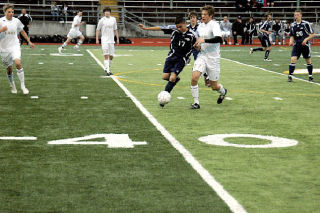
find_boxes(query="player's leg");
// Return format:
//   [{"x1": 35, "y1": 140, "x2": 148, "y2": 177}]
[
  {"x1": 7, "y1": 66, "x2": 17, "y2": 94},
  {"x1": 306, "y1": 58, "x2": 313, "y2": 81},
  {"x1": 207, "y1": 58, "x2": 227, "y2": 104},
  {"x1": 264, "y1": 45, "x2": 272, "y2": 61},
  {"x1": 14, "y1": 58, "x2": 29, "y2": 94},
  {"x1": 108, "y1": 44, "x2": 115, "y2": 73},
  {"x1": 164, "y1": 59, "x2": 184, "y2": 93},
  {"x1": 190, "y1": 57, "x2": 205, "y2": 109},
  {"x1": 59, "y1": 37, "x2": 71, "y2": 53},
  {"x1": 250, "y1": 36, "x2": 264, "y2": 54},
  {"x1": 74, "y1": 34, "x2": 85, "y2": 50},
  {"x1": 302, "y1": 44, "x2": 313, "y2": 81},
  {"x1": 288, "y1": 56, "x2": 297, "y2": 82}
]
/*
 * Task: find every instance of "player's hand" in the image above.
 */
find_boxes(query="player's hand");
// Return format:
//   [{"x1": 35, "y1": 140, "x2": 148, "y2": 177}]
[
  {"x1": 302, "y1": 39, "x2": 308, "y2": 46},
  {"x1": 289, "y1": 41, "x2": 294, "y2": 46},
  {"x1": 29, "y1": 42, "x2": 35, "y2": 49},
  {"x1": 96, "y1": 39, "x2": 99, "y2": 44},
  {"x1": 116, "y1": 39, "x2": 120, "y2": 45},
  {"x1": 0, "y1": 25, "x2": 7, "y2": 32},
  {"x1": 138, "y1": 24, "x2": 146, "y2": 30}
]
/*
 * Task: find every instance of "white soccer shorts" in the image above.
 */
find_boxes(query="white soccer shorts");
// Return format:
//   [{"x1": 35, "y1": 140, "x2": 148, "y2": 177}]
[
  {"x1": 221, "y1": 31, "x2": 231, "y2": 37},
  {"x1": 102, "y1": 43, "x2": 115, "y2": 56},
  {"x1": 0, "y1": 47, "x2": 21, "y2": 68},
  {"x1": 67, "y1": 30, "x2": 83, "y2": 39},
  {"x1": 193, "y1": 55, "x2": 220, "y2": 81}
]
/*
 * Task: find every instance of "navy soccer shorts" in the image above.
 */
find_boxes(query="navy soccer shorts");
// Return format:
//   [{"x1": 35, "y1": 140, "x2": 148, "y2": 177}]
[
  {"x1": 258, "y1": 35, "x2": 271, "y2": 48},
  {"x1": 163, "y1": 55, "x2": 186, "y2": 75},
  {"x1": 291, "y1": 43, "x2": 311, "y2": 59}
]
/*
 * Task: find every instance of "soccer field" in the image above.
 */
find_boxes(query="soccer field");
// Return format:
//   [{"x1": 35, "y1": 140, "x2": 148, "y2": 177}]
[{"x1": 1, "y1": 45, "x2": 319, "y2": 212}]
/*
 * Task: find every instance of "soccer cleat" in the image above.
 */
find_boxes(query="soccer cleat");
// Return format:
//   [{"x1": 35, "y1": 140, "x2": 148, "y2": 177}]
[
  {"x1": 217, "y1": 89, "x2": 227, "y2": 104},
  {"x1": 249, "y1": 48, "x2": 253, "y2": 55},
  {"x1": 309, "y1": 76, "x2": 314, "y2": 82},
  {"x1": 288, "y1": 75, "x2": 293, "y2": 82},
  {"x1": 264, "y1": 58, "x2": 272, "y2": 62},
  {"x1": 74, "y1": 45, "x2": 79, "y2": 50},
  {"x1": 21, "y1": 86, "x2": 29, "y2": 95},
  {"x1": 190, "y1": 103, "x2": 200, "y2": 109},
  {"x1": 58, "y1": 47, "x2": 63, "y2": 54},
  {"x1": 11, "y1": 84, "x2": 17, "y2": 94},
  {"x1": 159, "y1": 103, "x2": 165, "y2": 108},
  {"x1": 105, "y1": 71, "x2": 113, "y2": 76}
]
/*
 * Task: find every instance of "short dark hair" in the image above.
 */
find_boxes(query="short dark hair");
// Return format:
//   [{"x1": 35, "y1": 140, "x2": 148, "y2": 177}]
[
  {"x1": 201, "y1": 5, "x2": 215, "y2": 17},
  {"x1": 77, "y1": 9, "x2": 82, "y2": 13},
  {"x1": 188, "y1": 11, "x2": 198, "y2": 19},
  {"x1": 175, "y1": 16, "x2": 186, "y2": 25},
  {"x1": 3, "y1": 3, "x2": 14, "y2": 13},
  {"x1": 103, "y1": 7, "x2": 111, "y2": 13}
]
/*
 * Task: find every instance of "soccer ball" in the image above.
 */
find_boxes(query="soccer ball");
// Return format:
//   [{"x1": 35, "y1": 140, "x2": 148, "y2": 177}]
[{"x1": 158, "y1": 91, "x2": 171, "y2": 105}]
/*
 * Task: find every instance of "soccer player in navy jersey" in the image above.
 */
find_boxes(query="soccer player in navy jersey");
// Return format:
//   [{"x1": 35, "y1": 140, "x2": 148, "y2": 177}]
[
  {"x1": 288, "y1": 10, "x2": 315, "y2": 82},
  {"x1": 250, "y1": 13, "x2": 273, "y2": 61},
  {"x1": 160, "y1": 16, "x2": 196, "y2": 107}
]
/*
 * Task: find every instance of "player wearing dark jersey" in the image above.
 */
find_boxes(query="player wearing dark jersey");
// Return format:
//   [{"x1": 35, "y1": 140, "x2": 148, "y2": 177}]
[
  {"x1": 250, "y1": 13, "x2": 273, "y2": 61},
  {"x1": 288, "y1": 10, "x2": 315, "y2": 82},
  {"x1": 160, "y1": 16, "x2": 196, "y2": 107},
  {"x1": 18, "y1": 9, "x2": 32, "y2": 45}
]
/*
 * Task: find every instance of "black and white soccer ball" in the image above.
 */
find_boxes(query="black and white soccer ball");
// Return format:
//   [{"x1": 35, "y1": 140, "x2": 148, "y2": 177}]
[{"x1": 158, "y1": 91, "x2": 171, "y2": 105}]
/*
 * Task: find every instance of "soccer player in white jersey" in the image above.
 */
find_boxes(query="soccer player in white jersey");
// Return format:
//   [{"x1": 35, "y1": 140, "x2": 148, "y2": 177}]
[
  {"x1": 58, "y1": 10, "x2": 85, "y2": 53},
  {"x1": 0, "y1": 4, "x2": 35, "y2": 94},
  {"x1": 96, "y1": 7, "x2": 119, "y2": 76},
  {"x1": 190, "y1": 5, "x2": 227, "y2": 109}
]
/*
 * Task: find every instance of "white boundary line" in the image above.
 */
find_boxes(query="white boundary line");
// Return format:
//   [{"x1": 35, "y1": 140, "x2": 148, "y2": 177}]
[
  {"x1": 87, "y1": 49, "x2": 247, "y2": 213},
  {"x1": 0, "y1": 136, "x2": 37, "y2": 140},
  {"x1": 221, "y1": 57, "x2": 320, "y2": 86}
]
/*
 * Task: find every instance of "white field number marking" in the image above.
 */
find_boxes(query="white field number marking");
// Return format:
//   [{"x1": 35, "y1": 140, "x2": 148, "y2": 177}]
[
  {"x1": 198, "y1": 134, "x2": 298, "y2": 148},
  {"x1": 48, "y1": 134, "x2": 147, "y2": 148}
]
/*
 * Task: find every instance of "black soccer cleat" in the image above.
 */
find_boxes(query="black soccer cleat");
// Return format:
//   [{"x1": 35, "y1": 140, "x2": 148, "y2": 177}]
[
  {"x1": 159, "y1": 103, "x2": 165, "y2": 108},
  {"x1": 105, "y1": 72, "x2": 113, "y2": 76},
  {"x1": 288, "y1": 75, "x2": 293, "y2": 82},
  {"x1": 217, "y1": 89, "x2": 227, "y2": 104},
  {"x1": 190, "y1": 103, "x2": 200, "y2": 109},
  {"x1": 309, "y1": 76, "x2": 314, "y2": 82}
]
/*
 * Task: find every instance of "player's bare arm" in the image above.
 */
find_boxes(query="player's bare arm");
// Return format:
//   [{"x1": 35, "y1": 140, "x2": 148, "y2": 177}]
[
  {"x1": 96, "y1": 30, "x2": 100, "y2": 44},
  {"x1": 138, "y1": 24, "x2": 161, "y2": 31},
  {"x1": 289, "y1": 36, "x2": 295, "y2": 46},
  {"x1": 302, "y1": 33, "x2": 314, "y2": 46},
  {"x1": 20, "y1": 29, "x2": 34, "y2": 48},
  {"x1": 115, "y1": 29, "x2": 119, "y2": 44}
]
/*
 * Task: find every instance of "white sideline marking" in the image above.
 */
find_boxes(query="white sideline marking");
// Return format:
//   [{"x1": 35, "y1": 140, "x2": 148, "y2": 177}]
[
  {"x1": 273, "y1": 97, "x2": 283, "y2": 101},
  {"x1": 30, "y1": 54, "x2": 46, "y2": 56},
  {"x1": 177, "y1": 97, "x2": 185, "y2": 100},
  {"x1": 225, "y1": 97, "x2": 233, "y2": 100},
  {"x1": 0, "y1": 136, "x2": 37, "y2": 140},
  {"x1": 273, "y1": 64, "x2": 280, "y2": 66},
  {"x1": 81, "y1": 96, "x2": 88, "y2": 99},
  {"x1": 38, "y1": 62, "x2": 44, "y2": 65},
  {"x1": 68, "y1": 62, "x2": 74, "y2": 65},
  {"x1": 87, "y1": 49, "x2": 247, "y2": 213},
  {"x1": 31, "y1": 96, "x2": 39, "y2": 99},
  {"x1": 50, "y1": 53, "x2": 83, "y2": 57},
  {"x1": 221, "y1": 57, "x2": 320, "y2": 86}
]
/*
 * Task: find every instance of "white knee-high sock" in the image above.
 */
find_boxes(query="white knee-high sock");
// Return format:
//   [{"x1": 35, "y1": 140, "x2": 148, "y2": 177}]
[
  {"x1": 218, "y1": 83, "x2": 225, "y2": 95},
  {"x1": 191, "y1": 85, "x2": 199, "y2": 104},
  {"x1": 104, "y1": 60, "x2": 110, "y2": 72},
  {"x1": 7, "y1": 73, "x2": 14, "y2": 86},
  {"x1": 17, "y1": 68, "x2": 25, "y2": 87},
  {"x1": 61, "y1": 42, "x2": 67, "y2": 48},
  {"x1": 76, "y1": 40, "x2": 83, "y2": 48}
]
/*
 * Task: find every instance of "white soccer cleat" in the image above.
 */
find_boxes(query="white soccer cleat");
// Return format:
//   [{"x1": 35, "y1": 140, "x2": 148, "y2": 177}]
[
  {"x1": 58, "y1": 47, "x2": 63, "y2": 54},
  {"x1": 11, "y1": 84, "x2": 17, "y2": 94},
  {"x1": 73, "y1": 45, "x2": 80, "y2": 51},
  {"x1": 264, "y1": 58, "x2": 272, "y2": 62},
  {"x1": 249, "y1": 48, "x2": 253, "y2": 55},
  {"x1": 21, "y1": 86, "x2": 29, "y2": 95}
]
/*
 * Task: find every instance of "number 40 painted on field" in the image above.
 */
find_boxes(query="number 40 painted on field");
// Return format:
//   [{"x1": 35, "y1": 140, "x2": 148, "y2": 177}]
[{"x1": 0, "y1": 134, "x2": 147, "y2": 148}]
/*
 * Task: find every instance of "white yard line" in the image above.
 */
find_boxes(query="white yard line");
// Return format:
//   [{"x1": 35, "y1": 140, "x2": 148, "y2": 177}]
[
  {"x1": 221, "y1": 57, "x2": 320, "y2": 86},
  {"x1": 87, "y1": 49, "x2": 247, "y2": 213}
]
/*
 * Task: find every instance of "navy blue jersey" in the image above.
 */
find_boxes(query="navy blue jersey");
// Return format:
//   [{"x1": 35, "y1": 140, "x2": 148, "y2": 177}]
[
  {"x1": 187, "y1": 23, "x2": 199, "y2": 33},
  {"x1": 259, "y1": 20, "x2": 272, "y2": 37},
  {"x1": 290, "y1": 20, "x2": 314, "y2": 44},
  {"x1": 168, "y1": 29, "x2": 196, "y2": 60}
]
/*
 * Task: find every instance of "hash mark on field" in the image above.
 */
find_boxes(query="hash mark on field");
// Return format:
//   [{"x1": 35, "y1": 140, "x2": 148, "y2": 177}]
[
  {"x1": 38, "y1": 62, "x2": 44, "y2": 65},
  {"x1": 177, "y1": 97, "x2": 185, "y2": 100},
  {"x1": 225, "y1": 97, "x2": 233, "y2": 100},
  {"x1": 87, "y1": 49, "x2": 247, "y2": 213},
  {"x1": 0, "y1": 136, "x2": 37, "y2": 141},
  {"x1": 273, "y1": 97, "x2": 283, "y2": 101},
  {"x1": 81, "y1": 96, "x2": 88, "y2": 99},
  {"x1": 31, "y1": 96, "x2": 39, "y2": 99}
]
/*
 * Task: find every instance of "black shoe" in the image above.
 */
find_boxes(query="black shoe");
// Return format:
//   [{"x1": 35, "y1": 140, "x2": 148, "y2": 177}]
[
  {"x1": 309, "y1": 76, "x2": 314, "y2": 82},
  {"x1": 288, "y1": 75, "x2": 292, "y2": 82},
  {"x1": 105, "y1": 72, "x2": 113, "y2": 76},
  {"x1": 217, "y1": 89, "x2": 227, "y2": 104},
  {"x1": 190, "y1": 103, "x2": 200, "y2": 109},
  {"x1": 159, "y1": 103, "x2": 165, "y2": 108}
]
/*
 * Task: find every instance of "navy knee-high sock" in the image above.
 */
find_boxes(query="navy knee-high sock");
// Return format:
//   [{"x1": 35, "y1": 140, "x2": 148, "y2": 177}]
[
  {"x1": 165, "y1": 77, "x2": 180, "y2": 93},
  {"x1": 307, "y1": 64, "x2": 313, "y2": 76},
  {"x1": 289, "y1": 63, "x2": 295, "y2": 76},
  {"x1": 253, "y1": 47, "x2": 263, "y2": 51},
  {"x1": 264, "y1": 50, "x2": 270, "y2": 59}
]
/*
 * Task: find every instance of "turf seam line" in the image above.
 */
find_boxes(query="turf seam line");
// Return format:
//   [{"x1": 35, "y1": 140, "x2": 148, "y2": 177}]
[
  {"x1": 87, "y1": 49, "x2": 247, "y2": 213},
  {"x1": 221, "y1": 57, "x2": 320, "y2": 86}
]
